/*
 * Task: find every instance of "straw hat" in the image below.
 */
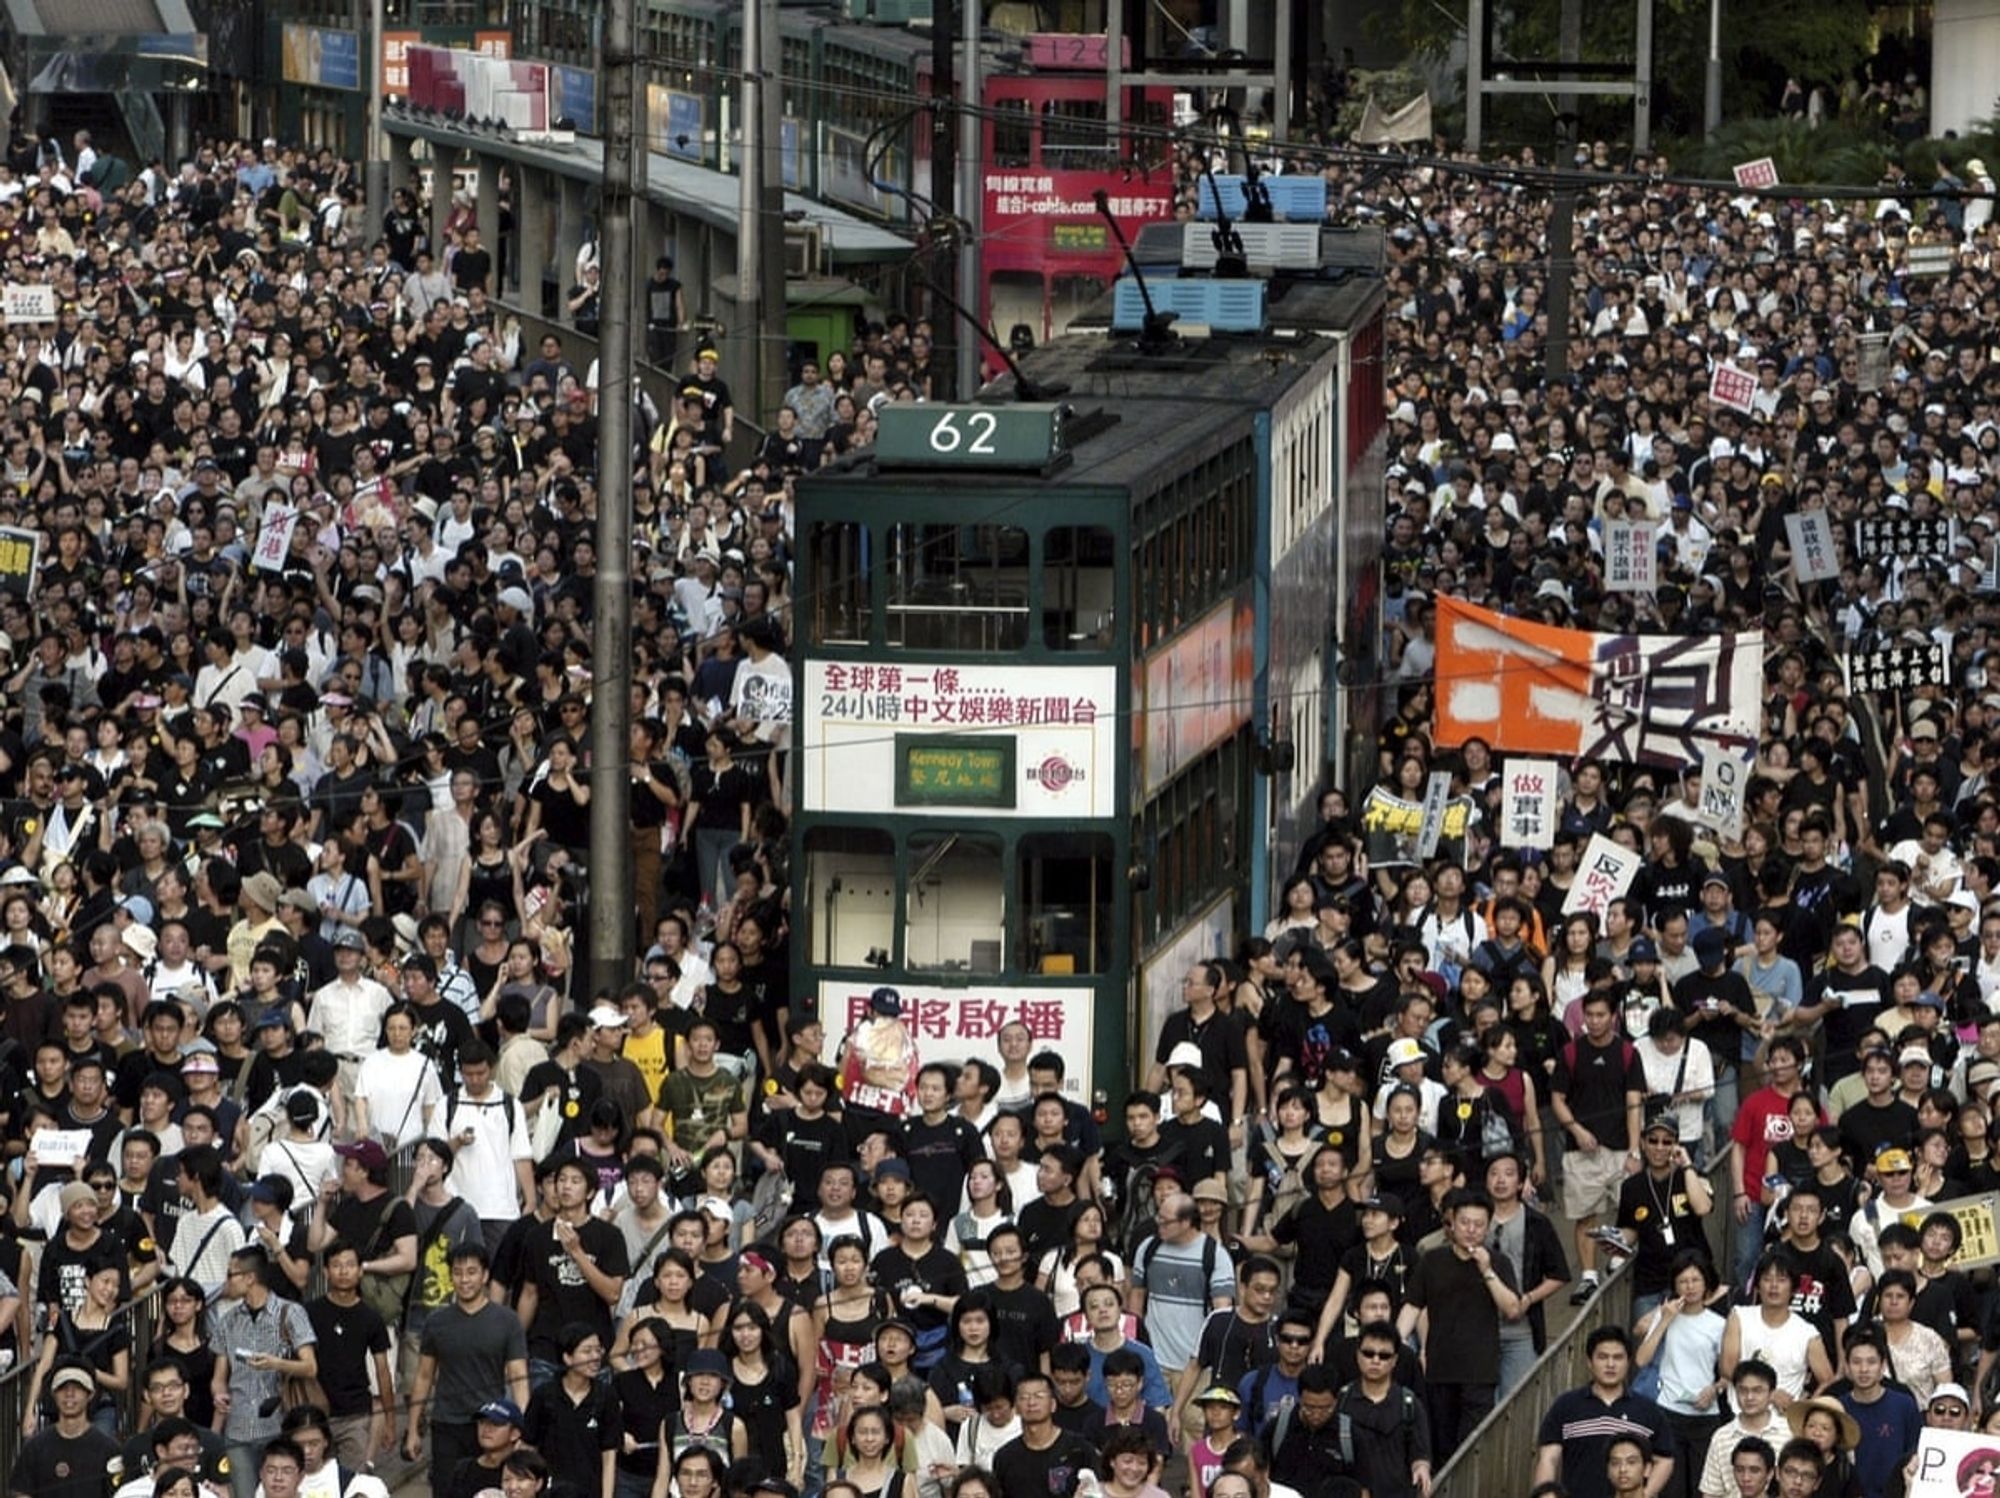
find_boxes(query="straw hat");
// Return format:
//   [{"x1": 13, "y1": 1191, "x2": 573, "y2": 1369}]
[{"x1": 1785, "y1": 1395, "x2": 1861, "y2": 1451}]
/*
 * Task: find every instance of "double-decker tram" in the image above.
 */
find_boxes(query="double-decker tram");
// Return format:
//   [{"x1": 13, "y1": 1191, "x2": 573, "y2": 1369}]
[{"x1": 791, "y1": 198, "x2": 1387, "y2": 1097}]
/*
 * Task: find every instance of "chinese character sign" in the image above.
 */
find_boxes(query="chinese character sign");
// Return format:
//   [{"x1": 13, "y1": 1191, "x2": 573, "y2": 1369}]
[
  {"x1": 253, "y1": 506, "x2": 300, "y2": 573},
  {"x1": 1699, "y1": 745, "x2": 1755, "y2": 840},
  {"x1": 1563, "y1": 834, "x2": 1643, "y2": 917},
  {"x1": 1733, "y1": 157, "x2": 1780, "y2": 189},
  {"x1": 804, "y1": 661, "x2": 1119, "y2": 819},
  {"x1": 1854, "y1": 514, "x2": 1951, "y2": 559},
  {"x1": 1602, "y1": 519, "x2": 1659, "y2": 593},
  {"x1": 816, "y1": 982, "x2": 1096, "y2": 1100},
  {"x1": 1708, "y1": 363, "x2": 1757, "y2": 414},
  {"x1": 1502, "y1": 758, "x2": 1559, "y2": 850},
  {"x1": 2, "y1": 285, "x2": 54, "y2": 325},
  {"x1": 1785, "y1": 511, "x2": 1840, "y2": 583},
  {"x1": 1434, "y1": 597, "x2": 1763, "y2": 769},
  {"x1": 0, "y1": 527, "x2": 39, "y2": 599},
  {"x1": 1361, "y1": 786, "x2": 1476, "y2": 868},
  {"x1": 1416, "y1": 771, "x2": 1455, "y2": 859},
  {"x1": 1844, "y1": 641, "x2": 1950, "y2": 695}
]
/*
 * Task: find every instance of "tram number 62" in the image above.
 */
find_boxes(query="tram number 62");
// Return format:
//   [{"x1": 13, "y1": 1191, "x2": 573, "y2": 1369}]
[{"x1": 928, "y1": 411, "x2": 999, "y2": 454}]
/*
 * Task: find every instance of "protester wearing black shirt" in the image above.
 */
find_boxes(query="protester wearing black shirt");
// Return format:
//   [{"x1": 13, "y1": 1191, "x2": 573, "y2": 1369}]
[
  {"x1": 516, "y1": 1159, "x2": 630, "y2": 1370},
  {"x1": 992, "y1": 1371, "x2": 1099, "y2": 1498}
]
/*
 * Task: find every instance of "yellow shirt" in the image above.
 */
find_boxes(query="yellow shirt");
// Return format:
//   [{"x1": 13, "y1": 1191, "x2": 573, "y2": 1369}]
[{"x1": 624, "y1": 1026, "x2": 670, "y2": 1106}]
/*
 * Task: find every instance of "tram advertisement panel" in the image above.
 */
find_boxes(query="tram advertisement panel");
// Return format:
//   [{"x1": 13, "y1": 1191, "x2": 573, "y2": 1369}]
[
  {"x1": 817, "y1": 980, "x2": 1096, "y2": 1101},
  {"x1": 802, "y1": 663, "x2": 1119, "y2": 818}
]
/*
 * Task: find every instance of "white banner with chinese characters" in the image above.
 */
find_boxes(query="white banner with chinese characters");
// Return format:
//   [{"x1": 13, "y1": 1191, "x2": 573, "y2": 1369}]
[
  {"x1": 1698, "y1": 743, "x2": 1756, "y2": 840},
  {"x1": 817, "y1": 980, "x2": 1095, "y2": 1101},
  {"x1": 1563, "y1": 833, "x2": 1643, "y2": 916},
  {"x1": 253, "y1": 504, "x2": 300, "y2": 572},
  {"x1": 1785, "y1": 511, "x2": 1840, "y2": 583},
  {"x1": 1732, "y1": 157, "x2": 1779, "y2": 189},
  {"x1": 2, "y1": 285, "x2": 55, "y2": 324},
  {"x1": 1910, "y1": 1427, "x2": 2000, "y2": 1498},
  {"x1": 802, "y1": 662, "x2": 1119, "y2": 818},
  {"x1": 1501, "y1": 758, "x2": 1560, "y2": 850},
  {"x1": 1602, "y1": 519, "x2": 1659, "y2": 593}
]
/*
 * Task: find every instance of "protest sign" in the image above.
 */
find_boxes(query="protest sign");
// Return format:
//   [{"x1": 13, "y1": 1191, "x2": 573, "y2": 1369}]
[
  {"x1": 1501, "y1": 759, "x2": 1559, "y2": 850},
  {"x1": 1602, "y1": 519, "x2": 1659, "y2": 593},
  {"x1": 2, "y1": 285, "x2": 55, "y2": 324},
  {"x1": 1699, "y1": 745, "x2": 1755, "y2": 840},
  {"x1": 253, "y1": 505, "x2": 301, "y2": 572},
  {"x1": 1415, "y1": 771, "x2": 1454, "y2": 859},
  {"x1": 1854, "y1": 513, "x2": 1950, "y2": 558},
  {"x1": 1732, "y1": 157, "x2": 1779, "y2": 189},
  {"x1": 0, "y1": 527, "x2": 39, "y2": 599},
  {"x1": 1563, "y1": 833, "x2": 1642, "y2": 917},
  {"x1": 1845, "y1": 640, "x2": 1951, "y2": 695},
  {"x1": 1909, "y1": 1427, "x2": 2000, "y2": 1498},
  {"x1": 1785, "y1": 511, "x2": 1839, "y2": 583},
  {"x1": 1708, "y1": 363, "x2": 1757, "y2": 413}
]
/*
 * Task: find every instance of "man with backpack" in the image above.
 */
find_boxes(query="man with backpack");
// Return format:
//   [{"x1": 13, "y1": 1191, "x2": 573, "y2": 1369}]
[
  {"x1": 1551, "y1": 988, "x2": 1647, "y2": 1306},
  {"x1": 1332, "y1": 1320, "x2": 1433, "y2": 1498},
  {"x1": 1261, "y1": 1364, "x2": 1352, "y2": 1495},
  {"x1": 1169, "y1": 1255, "x2": 1281, "y2": 1446},
  {"x1": 440, "y1": 1040, "x2": 535, "y2": 1253},
  {"x1": 1128, "y1": 1191, "x2": 1235, "y2": 1392},
  {"x1": 307, "y1": 1140, "x2": 419, "y2": 1328}
]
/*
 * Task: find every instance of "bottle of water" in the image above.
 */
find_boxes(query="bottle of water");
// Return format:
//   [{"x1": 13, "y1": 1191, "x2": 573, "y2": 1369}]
[{"x1": 1076, "y1": 1470, "x2": 1103, "y2": 1498}]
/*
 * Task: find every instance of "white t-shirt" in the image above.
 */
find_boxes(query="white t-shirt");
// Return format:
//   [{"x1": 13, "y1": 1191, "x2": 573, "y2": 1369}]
[
  {"x1": 355, "y1": 1049, "x2": 444, "y2": 1150},
  {"x1": 257, "y1": 1134, "x2": 337, "y2": 1206},
  {"x1": 1724, "y1": 1305, "x2": 1821, "y2": 1398},
  {"x1": 444, "y1": 1086, "x2": 533, "y2": 1219}
]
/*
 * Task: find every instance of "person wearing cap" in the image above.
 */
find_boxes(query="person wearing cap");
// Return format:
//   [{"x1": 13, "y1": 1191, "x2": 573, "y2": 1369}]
[
  {"x1": 1186, "y1": 1384, "x2": 1244, "y2": 1496},
  {"x1": 12, "y1": 1353, "x2": 124, "y2": 1497},
  {"x1": 1614, "y1": 1116, "x2": 1713, "y2": 1319},
  {"x1": 1850, "y1": 1147, "x2": 1932, "y2": 1280},
  {"x1": 227, "y1": 873, "x2": 286, "y2": 993},
  {"x1": 306, "y1": 1133, "x2": 419, "y2": 1319},
  {"x1": 439, "y1": 1398, "x2": 526, "y2": 1498},
  {"x1": 309, "y1": 925, "x2": 392, "y2": 1103}
]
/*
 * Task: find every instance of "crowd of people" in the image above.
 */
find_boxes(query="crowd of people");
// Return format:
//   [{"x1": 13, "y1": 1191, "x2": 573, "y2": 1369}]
[{"x1": 0, "y1": 69, "x2": 1994, "y2": 1498}]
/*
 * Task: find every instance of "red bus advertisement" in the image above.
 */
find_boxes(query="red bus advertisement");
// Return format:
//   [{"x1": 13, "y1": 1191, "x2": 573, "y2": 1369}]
[{"x1": 980, "y1": 39, "x2": 1175, "y2": 352}]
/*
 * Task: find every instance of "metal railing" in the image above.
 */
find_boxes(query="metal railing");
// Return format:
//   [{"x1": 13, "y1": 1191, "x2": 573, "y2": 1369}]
[
  {"x1": 1432, "y1": 1145, "x2": 1742, "y2": 1498},
  {"x1": 0, "y1": 1283, "x2": 163, "y2": 1486}
]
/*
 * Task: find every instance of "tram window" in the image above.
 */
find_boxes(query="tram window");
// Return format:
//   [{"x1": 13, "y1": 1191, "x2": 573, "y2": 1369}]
[
  {"x1": 905, "y1": 833, "x2": 1004, "y2": 972},
  {"x1": 805, "y1": 827, "x2": 896, "y2": 969},
  {"x1": 807, "y1": 521, "x2": 873, "y2": 646},
  {"x1": 886, "y1": 522, "x2": 1030, "y2": 651},
  {"x1": 1019, "y1": 833, "x2": 1112, "y2": 976},
  {"x1": 1049, "y1": 274, "x2": 1105, "y2": 343},
  {"x1": 1042, "y1": 99, "x2": 1111, "y2": 171},
  {"x1": 992, "y1": 99, "x2": 1031, "y2": 168},
  {"x1": 990, "y1": 271, "x2": 1045, "y2": 351},
  {"x1": 1043, "y1": 525, "x2": 1116, "y2": 651}
]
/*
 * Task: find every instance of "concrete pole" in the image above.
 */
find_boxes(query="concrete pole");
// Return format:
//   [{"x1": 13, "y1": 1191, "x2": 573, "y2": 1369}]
[
  {"x1": 591, "y1": 0, "x2": 638, "y2": 981},
  {"x1": 757, "y1": 0, "x2": 787, "y2": 423},
  {"x1": 932, "y1": 0, "x2": 957, "y2": 397},
  {"x1": 1465, "y1": 0, "x2": 1484, "y2": 152},
  {"x1": 955, "y1": 0, "x2": 982, "y2": 396},
  {"x1": 1704, "y1": 0, "x2": 1723, "y2": 137},
  {"x1": 365, "y1": 0, "x2": 386, "y2": 240},
  {"x1": 738, "y1": 0, "x2": 764, "y2": 405}
]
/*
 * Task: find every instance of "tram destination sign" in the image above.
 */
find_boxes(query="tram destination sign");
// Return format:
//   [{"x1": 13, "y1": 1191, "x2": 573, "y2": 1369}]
[
  {"x1": 895, "y1": 736, "x2": 1017, "y2": 809},
  {"x1": 874, "y1": 403, "x2": 1067, "y2": 470}
]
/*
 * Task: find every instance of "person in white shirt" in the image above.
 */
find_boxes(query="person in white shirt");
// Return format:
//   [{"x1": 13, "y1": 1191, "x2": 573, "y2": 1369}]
[
  {"x1": 257, "y1": 1090, "x2": 338, "y2": 1205},
  {"x1": 441, "y1": 1040, "x2": 535, "y2": 1252},
  {"x1": 311, "y1": 931, "x2": 393, "y2": 1100},
  {"x1": 352, "y1": 1003, "x2": 444, "y2": 1151},
  {"x1": 1634, "y1": 1009, "x2": 1715, "y2": 1156}
]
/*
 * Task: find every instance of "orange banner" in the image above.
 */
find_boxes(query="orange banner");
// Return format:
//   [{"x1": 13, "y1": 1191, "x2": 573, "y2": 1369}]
[
  {"x1": 1433, "y1": 596, "x2": 1764, "y2": 767},
  {"x1": 1433, "y1": 596, "x2": 1595, "y2": 755}
]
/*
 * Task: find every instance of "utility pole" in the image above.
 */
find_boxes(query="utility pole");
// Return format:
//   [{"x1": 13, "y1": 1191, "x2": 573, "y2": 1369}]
[
  {"x1": 362, "y1": 0, "x2": 386, "y2": 240},
  {"x1": 932, "y1": 0, "x2": 957, "y2": 397},
  {"x1": 1545, "y1": 114, "x2": 1578, "y2": 387},
  {"x1": 590, "y1": 0, "x2": 638, "y2": 981},
  {"x1": 757, "y1": 0, "x2": 787, "y2": 425},
  {"x1": 1704, "y1": 0, "x2": 1723, "y2": 136},
  {"x1": 954, "y1": 0, "x2": 981, "y2": 396}
]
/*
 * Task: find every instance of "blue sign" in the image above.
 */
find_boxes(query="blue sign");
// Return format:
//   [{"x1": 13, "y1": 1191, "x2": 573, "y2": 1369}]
[
  {"x1": 665, "y1": 90, "x2": 703, "y2": 160},
  {"x1": 317, "y1": 27, "x2": 360, "y2": 90},
  {"x1": 552, "y1": 64, "x2": 596, "y2": 132}
]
